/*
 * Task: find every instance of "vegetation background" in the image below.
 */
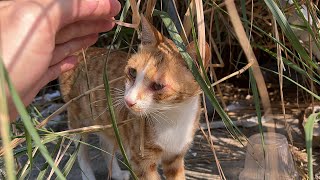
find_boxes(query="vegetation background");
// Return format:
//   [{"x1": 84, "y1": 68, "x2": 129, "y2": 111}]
[{"x1": 0, "y1": 0, "x2": 319, "y2": 179}]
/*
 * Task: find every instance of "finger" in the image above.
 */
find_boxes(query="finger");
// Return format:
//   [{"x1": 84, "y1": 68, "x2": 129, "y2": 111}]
[
  {"x1": 0, "y1": 1, "x2": 13, "y2": 9},
  {"x1": 56, "y1": 19, "x2": 114, "y2": 44},
  {"x1": 22, "y1": 56, "x2": 78, "y2": 112},
  {"x1": 49, "y1": 0, "x2": 121, "y2": 30},
  {"x1": 46, "y1": 56, "x2": 79, "y2": 82},
  {"x1": 51, "y1": 33, "x2": 98, "y2": 66}
]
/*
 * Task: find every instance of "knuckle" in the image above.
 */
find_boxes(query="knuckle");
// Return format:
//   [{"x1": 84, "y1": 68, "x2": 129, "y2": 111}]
[
  {"x1": 47, "y1": 66, "x2": 60, "y2": 81},
  {"x1": 65, "y1": 42, "x2": 74, "y2": 57},
  {"x1": 13, "y1": 2, "x2": 41, "y2": 22}
]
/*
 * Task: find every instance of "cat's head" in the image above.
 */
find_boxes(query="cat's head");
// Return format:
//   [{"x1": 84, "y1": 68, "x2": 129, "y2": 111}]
[{"x1": 123, "y1": 16, "x2": 211, "y2": 114}]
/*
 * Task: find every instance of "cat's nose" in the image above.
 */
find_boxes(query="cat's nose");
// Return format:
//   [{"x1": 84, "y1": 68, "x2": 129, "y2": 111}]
[{"x1": 125, "y1": 98, "x2": 136, "y2": 107}]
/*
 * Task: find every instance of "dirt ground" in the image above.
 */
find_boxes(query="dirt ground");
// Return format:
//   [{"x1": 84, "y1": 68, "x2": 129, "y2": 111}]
[{"x1": 15, "y1": 83, "x2": 320, "y2": 180}]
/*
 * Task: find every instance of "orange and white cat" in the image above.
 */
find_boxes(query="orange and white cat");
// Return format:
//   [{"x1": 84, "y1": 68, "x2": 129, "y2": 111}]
[{"x1": 60, "y1": 16, "x2": 210, "y2": 180}]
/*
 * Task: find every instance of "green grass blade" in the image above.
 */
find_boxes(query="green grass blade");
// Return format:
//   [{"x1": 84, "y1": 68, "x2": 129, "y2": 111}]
[
  {"x1": 249, "y1": 69, "x2": 265, "y2": 153},
  {"x1": 154, "y1": 10, "x2": 245, "y2": 144},
  {"x1": 112, "y1": 0, "x2": 131, "y2": 43},
  {"x1": 102, "y1": 68, "x2": 137, "y2": 179},
  {"x1": 263, "y1": 0, "x2": 319, "y2": 70},
  {"x1": 100, "y1": 0, "x2": 137, "y2": 178},
  {"x1": 247, "y1": 21, "x2": 320, "y2": 80},
  {"x1": 0, "y1": 60, "x2": 66, "y2": 180},
  {"x1": 256, "y1": 45, "x2": 320, "y2": 85},
  {"x1": 17, "y1": 147, "x2": 39, "y2": 180},
  {"x1": 304, "y1": 112, "x2": 320, "y2": 180},
  {"x1": 59, "y1": 141, "x2": 79, "y2": 178},
  {"x1": 36, "y1": 137, "x2": 62, "y2": 180},
  {"x1": 290, "y1": 0, "x2": 320, "y2": 50},
  {"x1": 0, "y1": 57, "x2": 16, "y2": 180},
  {"x1": 260, "y1": 67, "x2": 320, "y2": 101},
  {"x1": 240, "y1": 0, "x2": 249, "y2": 36},
  {"x1": 25, "y1": 129, "x2": 33, "y2": 175},
  {"x1": 259, "y1": 62, "x2": 320, "y2": 179}
]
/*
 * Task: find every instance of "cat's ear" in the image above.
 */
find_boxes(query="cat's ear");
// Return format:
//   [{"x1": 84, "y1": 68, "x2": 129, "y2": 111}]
[
  {"x1": 186, "y1": 41, "x2": 211, "y2": 70},
  {"x1": 140, "y1": 15, "x2": 163, "y2": 47}
]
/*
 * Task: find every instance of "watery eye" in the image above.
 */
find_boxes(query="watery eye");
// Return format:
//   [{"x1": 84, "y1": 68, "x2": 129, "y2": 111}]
[
  {"x1": 151, "y1": 82, "x2": 165, "y2": 91},
  {"x1": 128, "y1": 68, "x2": 137, "y2": 79}
]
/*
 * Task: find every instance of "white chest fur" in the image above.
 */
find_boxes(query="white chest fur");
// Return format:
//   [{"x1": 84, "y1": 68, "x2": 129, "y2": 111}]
[{"x1": 153, "y1": 97, "x2": 199, "y2": 154}]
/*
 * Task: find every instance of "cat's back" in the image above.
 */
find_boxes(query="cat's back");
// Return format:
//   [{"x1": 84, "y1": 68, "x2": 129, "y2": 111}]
[
  {"x1": 60, "y1": 47, "x2": 128, "y2": 102},
  {"x1": 59, "y1": 47, "x2": 128, "y2": 128}
]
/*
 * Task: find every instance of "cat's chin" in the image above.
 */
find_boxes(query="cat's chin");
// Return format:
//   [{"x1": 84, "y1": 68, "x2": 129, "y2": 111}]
[{"x1": 125, "y1": 105, "x2": 145, "y2": 115}]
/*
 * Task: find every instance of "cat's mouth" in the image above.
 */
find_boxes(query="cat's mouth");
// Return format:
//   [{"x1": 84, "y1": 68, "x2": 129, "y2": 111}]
[{"x1": 124, "y1": 102, "x2": 144, "y2": 114}]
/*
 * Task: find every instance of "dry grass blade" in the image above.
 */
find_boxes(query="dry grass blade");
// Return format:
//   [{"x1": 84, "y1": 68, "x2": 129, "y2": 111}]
[
  {"x1": 47, "y1": 138, "x2": 72, "y2": 179},
  {"x1": 19, "y1": 147, "x2": 39, "y2": 179},
  {"x1": 47, "y1": 137, "x2": 66, "y2": 179},
  {"x1": 54, "y1": 118, "x2": 135, "y2": 136},
  {"x1": 129, "y1": 0, "x2": 140, "y2": 30},
  {"x1": 225, "y1": 0, "x2": 273, "y2": 119},
  {"x1": 82, "y1": 48, "x2": 94, "y2": 121},
  {"x1": 145, "y1": 0, "x2": 156, "y2": 23},
  {"x1": 139, "y1": 118, "x2": 145, "y2": 157},
  {"x1": 0, "y1": 76, "x2": 125, "y2": 156},
  {"x1": 272, "y1": 16, "x2": 293, "y2": 143},
  {"x1": 181, "y1": 0, "x2": 196, "y2": 43},
  {"x1": 195, "y1": 0, "x2": 206, "y2": 64},
  {"x1": 199, "y1": 125, "x2": 226, "y2": 180},
  {"x1": 206, "y1": 25, "x2": 224, "y2": 68},
  {"x1": 211, "y1": 61, "x2": 254, "y2": 87},
  {"x1": 113, "y1": 20, "x2": 138, "y2": 29}
]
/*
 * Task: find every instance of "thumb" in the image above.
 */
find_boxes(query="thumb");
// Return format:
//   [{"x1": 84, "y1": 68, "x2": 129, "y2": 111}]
[{"x1": 47, "y1": 0, "x2": 121, "y2": 30}]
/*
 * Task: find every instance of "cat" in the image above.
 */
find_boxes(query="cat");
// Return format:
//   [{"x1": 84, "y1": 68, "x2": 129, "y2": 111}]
[{"x1": 59, "y1": 16, "x2": 211, "y2": 180}]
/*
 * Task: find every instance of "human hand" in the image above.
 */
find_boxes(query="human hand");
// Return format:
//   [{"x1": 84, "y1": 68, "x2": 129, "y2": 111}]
[{"x1": 0, "y1": 0, "x2": 121, "y2": 119}]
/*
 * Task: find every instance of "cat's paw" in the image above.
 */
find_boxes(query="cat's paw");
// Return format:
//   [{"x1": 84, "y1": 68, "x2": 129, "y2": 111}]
[{"x1": 111, "y1": 170, "x2": 130, "y2": 180}]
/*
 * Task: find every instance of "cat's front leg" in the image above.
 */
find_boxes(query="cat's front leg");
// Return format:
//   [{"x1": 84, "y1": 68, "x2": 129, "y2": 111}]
[
  {"x1": 130, "y1": 156, "x2": 161, "y2": 180},
  {"x1": 129, "y1": 147, "x2": 162, "y2": 180},
  {"x1": 162, "y1": 154, "x2": 186, "y2": 180}
]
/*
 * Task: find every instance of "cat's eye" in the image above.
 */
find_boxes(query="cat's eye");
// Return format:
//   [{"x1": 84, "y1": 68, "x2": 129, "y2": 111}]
[
  {"x1": 150, "y1": 82, "x2": 165, "y2": 91},
  {"x1": 128, "y1": 68, "x2": 137, "y2": 79}
]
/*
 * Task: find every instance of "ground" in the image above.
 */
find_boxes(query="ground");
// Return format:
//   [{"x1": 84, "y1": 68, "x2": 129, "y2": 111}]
[{"x1": 15, "y1": 83, "x2": 320, "y2": 179}]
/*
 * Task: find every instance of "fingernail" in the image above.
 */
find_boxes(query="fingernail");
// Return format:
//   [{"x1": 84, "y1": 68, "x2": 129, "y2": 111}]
[{"x1": 110, "y1": 0, "x2": 121, "y2": 16}]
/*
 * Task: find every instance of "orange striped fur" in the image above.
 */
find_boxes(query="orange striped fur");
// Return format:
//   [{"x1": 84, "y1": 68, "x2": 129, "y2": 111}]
[{"x1": 59, "y1": 16, "x2": 210, "y2": 180}]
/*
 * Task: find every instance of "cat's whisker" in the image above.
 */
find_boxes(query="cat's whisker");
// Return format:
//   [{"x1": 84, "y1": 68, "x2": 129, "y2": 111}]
[
  {"x1": 147, "y1": 104, "x2": 180, "y2": 111},
  {"x1": 149, "y1": 113, "x2": 161, "y2": 124},
  {"x1": 117, "y1": 103, "x2": 125, "y2": 112},
  {"x1": 113, "y1": 100, "x2": 125, "y2": 110},
  {"x1": 91, "y1": 108, "x2": 109, "y2": 121},
  {"x1": 113, "y1": 103, "x2": 123, "y2": 109},
  {"x1": 155, "y1": 110, "x2": 170, "y2": 120},
  {"x1": 152, "y1": 111, "x2": 173, "y2": 125},
  {"x1": 113, "y1": 98, "x2": 123, "y2": 104},
  {"x1": 157, "y1": 110, "x2": 173, "y2": 124},
  {"x1": 88, "y1": 98, "x2": 108, "y2": 105},
  {"x1": 110, "y1": 87, "x2": 125, "y2": 92},
  {"x1": 112, "y1": 96, "x2": 124, "y2": 100},
  {"x1": 145, "y1": 115, "x2": 153, "y2": 126},
  {"x1": 149, "y1": 111, "x2": 169, "y2": 125}
]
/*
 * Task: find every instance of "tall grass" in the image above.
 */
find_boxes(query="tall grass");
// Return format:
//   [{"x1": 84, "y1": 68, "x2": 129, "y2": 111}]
[{"x1": 0, "y1": 0, "x2": 319, "y2": 179}]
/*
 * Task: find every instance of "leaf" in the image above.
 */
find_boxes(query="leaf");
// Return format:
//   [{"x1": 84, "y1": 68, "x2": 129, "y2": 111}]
[
  {"x1": 60, "y1": 141, "x2": 79, "y2": 178},
  {"x1": 101, "y1": 1, "x2": 137, "y2": 179},
  {"x1": 0, "y1": 56, "x2": 16, "y2": 180},
  {"x1": 263, "y1": 0, "x2": 319, "y2": 70},
  {"x1": 36, "y1": 137, "x2": 62, "y2": 180},
  {"x1": 249, "y1": 69, "x2": 265, "y2": 154},
  {"x1": 304, "y1": 112, "x2": 320, "y2": 180},
  {"x1": 25, "y1": 130, "x2": 33, "y2": 176},
  {"x1": 1, "y1": 59, "x2": 66, "y2": 179}
]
